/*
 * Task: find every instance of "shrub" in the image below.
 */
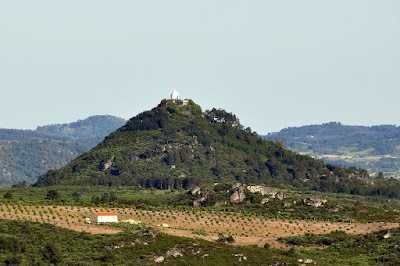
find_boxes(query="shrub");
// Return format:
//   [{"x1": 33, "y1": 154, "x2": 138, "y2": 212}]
[
  {"x1": 46, "y1": 190, "x2": 60, "y2": 201},
  {"x1": 3, "y1": 191, "x2": 13, "y2": 200},
  {"x1": 217, "y1": 233, "x2": 235, "y2": 244}
]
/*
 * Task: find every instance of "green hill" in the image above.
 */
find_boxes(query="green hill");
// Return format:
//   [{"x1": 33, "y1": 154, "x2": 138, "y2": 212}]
[
  {"x1": 36, "y1": 99, "x2": 373, "y2": 195},
  {"x1": 266, "y1": 122, "x2": 400, "y2": 177},
  {"x1": 0, "y1": 115, "x2": 126, "y2": 185}
]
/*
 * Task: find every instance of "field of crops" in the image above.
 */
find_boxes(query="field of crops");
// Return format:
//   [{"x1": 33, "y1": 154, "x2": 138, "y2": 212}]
[{"x1": 1, "y1": 203, "x2": 398, "y2": 248}]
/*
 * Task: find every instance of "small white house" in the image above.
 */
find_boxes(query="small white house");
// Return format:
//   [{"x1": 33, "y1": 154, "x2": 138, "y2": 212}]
[{"x1": 93, "y1": 212, "x2": 119, "y2": 224}]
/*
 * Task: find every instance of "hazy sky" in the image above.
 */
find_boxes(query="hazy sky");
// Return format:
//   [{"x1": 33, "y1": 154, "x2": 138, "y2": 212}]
[{"x1": 0, "y1": 1, "x2": 399, "y2": 133}]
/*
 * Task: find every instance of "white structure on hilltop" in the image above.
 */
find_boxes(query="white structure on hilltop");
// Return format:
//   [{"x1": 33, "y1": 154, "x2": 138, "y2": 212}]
[
  {"x1": 92, "y1": 212, "x2": 119, "y2": 224},
  {"x1": 170, "y1": 89, "x2": 181, "y2": 100}
]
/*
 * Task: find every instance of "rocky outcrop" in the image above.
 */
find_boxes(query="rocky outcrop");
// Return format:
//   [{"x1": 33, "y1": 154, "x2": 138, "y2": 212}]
[
  {"x1": 193, "y1": 196, "x2": 208, "y2": 208},
  {"x1": 303, "y1": 196, "x2": 327, "y2": 208},
  {"x1": 230, "y1": 184, "x2": 246, "y2": 204},
  {"x1": 166, "y1": 248, "x2": 184, "y2": 258},
  {"x1": 230, "y1": 190, "x2": 246, "y2": 204},
  {"x1": 247, "y1": 185, "x2": 278, "y2": 196},
  {"x1": 99, "y1": 156, "x2": 115, "y2": 171},
  {"x1": 217, "y1": 232, "x2": 235, "y2": 244},
  {"x1": 190, "y1": 187, "x2": 216, "y2": 208},
  {"x1": 190, "y1": 186, "x2": 202, "y2": 196}
]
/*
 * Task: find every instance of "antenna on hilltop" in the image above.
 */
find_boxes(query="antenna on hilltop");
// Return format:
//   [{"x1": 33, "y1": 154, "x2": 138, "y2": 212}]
[{"x1": 170, "y1": 89, "x2": 181, "y2": 100}]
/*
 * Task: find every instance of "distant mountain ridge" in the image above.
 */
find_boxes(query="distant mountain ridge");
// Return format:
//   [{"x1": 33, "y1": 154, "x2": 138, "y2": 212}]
[
  {"x1": 36, "y1": 115, "x2": 127, "y2": 149},
  {"x1": 266, "y1": 122, "x2": 400, "y2": 177},
  {"x1": 0, "y1": 115, "x2": 126, "y2": 185}
]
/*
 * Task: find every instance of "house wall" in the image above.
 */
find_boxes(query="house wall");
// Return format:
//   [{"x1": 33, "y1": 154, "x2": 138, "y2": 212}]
[{"x1": 95, "y1": 215, "x2": 119, "y2": 223}]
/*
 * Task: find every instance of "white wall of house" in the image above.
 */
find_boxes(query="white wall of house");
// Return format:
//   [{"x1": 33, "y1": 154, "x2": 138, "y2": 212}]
[{"x1": 95, "y1": 215, "x2": 119, "y2": 224}]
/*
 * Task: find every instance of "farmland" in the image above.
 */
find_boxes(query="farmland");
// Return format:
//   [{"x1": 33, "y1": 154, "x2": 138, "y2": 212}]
[
  {"x1": 1, "y1": 185, "x2": 400, "y2": 265},
  {"x1": 2, "y1": 185, "x2": 400, "y2": 223},
  {"x1": 1, "y1": 202, "x2": 398, "y2": 249}
]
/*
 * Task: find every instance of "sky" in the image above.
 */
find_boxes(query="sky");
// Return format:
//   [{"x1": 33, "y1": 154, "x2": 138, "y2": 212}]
[{"x1": 0, "y1": 1, "x2": 399, "y2": 134}]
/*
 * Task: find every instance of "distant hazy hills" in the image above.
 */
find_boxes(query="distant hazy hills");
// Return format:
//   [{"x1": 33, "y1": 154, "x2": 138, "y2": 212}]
[
  {"x1": 266, "y1": 122, "x2": 400, "y2": 177},
  {"x1": 0, "y1": 116, "x2": 126, "y2": 185}
]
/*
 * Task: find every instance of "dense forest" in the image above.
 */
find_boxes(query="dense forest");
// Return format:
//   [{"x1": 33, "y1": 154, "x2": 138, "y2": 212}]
[
  {"x1": 35, "y1": 100, "x2": 400, "y2": 199},
  {"x1": 0, "y1": 115, "x2": 125, "y2": 185},
  {"x1": 266, "y1": 122, "x2": 400, "y2": 177}
]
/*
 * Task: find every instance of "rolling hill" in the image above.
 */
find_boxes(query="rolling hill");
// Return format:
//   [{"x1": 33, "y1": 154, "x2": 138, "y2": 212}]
[
  {"x1": 36, "y1": 99, "x2": 378, "y2": 197},
  {"x1": 266, "y1": 122, "x2": 400, "y2": 177},
  {"x1": 0, "y1": 115, "x2": 126, "y2": 185}
]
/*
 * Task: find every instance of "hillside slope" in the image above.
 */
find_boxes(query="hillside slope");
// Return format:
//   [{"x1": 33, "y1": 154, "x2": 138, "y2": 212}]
[
  {"x1": 266, "y1": 122, "x2": 400, "y2": 177},
  {"x1": 0, "y1": 115, "x2": 126, "y2": 185},
  {"x1": 36, "y1": 100, "x2": 370, "y2": 195}
]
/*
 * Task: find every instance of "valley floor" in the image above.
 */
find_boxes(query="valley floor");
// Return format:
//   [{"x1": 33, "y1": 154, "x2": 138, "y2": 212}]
[{"x1": 1, "y1": 203, "x2": 398, "y2": 249}]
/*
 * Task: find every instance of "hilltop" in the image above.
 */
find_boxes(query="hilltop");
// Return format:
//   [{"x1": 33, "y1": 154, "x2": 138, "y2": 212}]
[
  {"x1": 0, "y1": 115, "x2": 126, "y2": 185},
  {"x1": 36, "y1": 99, "x2": 380, "y2": 197},
  {"x1": 266, "y1": 122, "x2": 400, "y2": 177}
]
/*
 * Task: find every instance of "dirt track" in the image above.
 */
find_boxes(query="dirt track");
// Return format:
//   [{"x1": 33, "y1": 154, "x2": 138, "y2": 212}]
[{"x1": 0, "y1": 204, "x2": 398, "y2": 248}]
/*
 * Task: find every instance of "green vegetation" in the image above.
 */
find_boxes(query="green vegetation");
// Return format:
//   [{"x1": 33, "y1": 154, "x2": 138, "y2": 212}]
[
  {"x1": 1, "y1": 186, "x2": 400, "y2": 223},
  {"x1": 36, "y1": 100, "x2": 397, "y2": 200},
  {"x1": 0, "y1": 115, "x2": 125, "y2": 186},
  {"x1": 0, "y1": 220, "x2": 296, "y2": 265},
  {"x1": 279, "y1": 229, "x2": 400, "y2": 265},
  {"x1": 4, "y1": 100, "x2": 400, "y2": 265},
  {"x1": 281, "y1": 230, "x2": 350, "y2": 246},
  {"x1": 1, "y1": 219, "x2": 399, "y2": 265},
  {"x1": 267, "y1": 122, "x2": 400, "y2": 178}
]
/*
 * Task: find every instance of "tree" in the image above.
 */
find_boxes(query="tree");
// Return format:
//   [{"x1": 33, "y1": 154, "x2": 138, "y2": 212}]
[
  {"x1": 4, "y1": 256, "x2": 22, "y2": 266},
  {"x1": 45, "y1": 190, "x2": 60, "y2": 201},
  {"x1": 42, "y1": 243, "x2": 61, "y2": 264},
  {"x1": 3, "y1": 191, "x2": 13, "y2": 199},
  {"x1": 91, "y1": 195, "x2": 101, "y2": 205},
  {"x1": 100, "y1": 192, "x2": 118, "y2": 203},
  {"x1": 71, "y1": 191, "x2": 83, "y2": 202}
]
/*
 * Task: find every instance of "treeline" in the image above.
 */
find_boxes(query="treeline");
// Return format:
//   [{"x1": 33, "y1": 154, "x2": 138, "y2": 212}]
[{"x1": 312, "y1": 176, "x2": 400, "y2": 199}]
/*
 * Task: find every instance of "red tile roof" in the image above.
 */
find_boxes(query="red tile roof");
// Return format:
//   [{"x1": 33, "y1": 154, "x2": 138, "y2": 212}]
[{"x1": 94, "y1": 212, "x2": 118, "y2": 217}]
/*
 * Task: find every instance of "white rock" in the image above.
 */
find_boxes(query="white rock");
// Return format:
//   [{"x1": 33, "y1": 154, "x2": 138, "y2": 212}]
[
  {"x1": 160, "y1": 223, "x2": 170, "y2": 228},
  {"x1": 154, "y1": 256, "x2": 165, "y2": 263},
  {"x1": 384, "y1": 232, "x2": 392, "y2": 239}
]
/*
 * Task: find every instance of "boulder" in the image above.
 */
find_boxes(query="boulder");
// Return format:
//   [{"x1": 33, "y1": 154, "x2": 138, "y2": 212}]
[
  {"x1": 384, "y1": 232, "x2": 392, "y2": 239},
  {"x1": 276, "y1": 192, "x2": 286, "y2": 201},
  {"x1": 190, "y1": 186, "x2": 202, "y2": 196},
  {"x1": 166, "y1": 248, "x2": 184, "y2": 258},
  {"x1": 304, "y1": 259, "x2": 314, "y2": 264},
  {"x1": 304, "y1": 196, "x2": 327, "y2": 208},
  {"x1": 99, "y1": 157, "x2": 114, "y2": 171},
  {"x1": 261, "y1": 198, "x2": 270, "y2": 205},
  {"x1": 230, "y1": 190, "x2": 246, "y2": 204},
  {"x1": 230, "y1": 183, "x2": 246, "y2": 204},
  {"x1": 161, "y1": 223, "x2": 170, "y2": 228},
  {"x1": 217, "y1": 232, "x2": 235, "y2": 244},
  {"x1": 154, "y1": 256, "x2": 165, "y2": 263},
  {"x1": 247, "y1": 185, "x2": 277, "y2": 196}
]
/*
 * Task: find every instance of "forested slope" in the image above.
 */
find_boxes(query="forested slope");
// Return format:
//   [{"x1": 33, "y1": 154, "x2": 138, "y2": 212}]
[{"x1": 0, "y1": 115, "x2": 125, "y2": 185}]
